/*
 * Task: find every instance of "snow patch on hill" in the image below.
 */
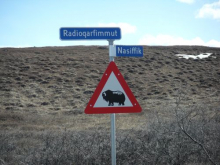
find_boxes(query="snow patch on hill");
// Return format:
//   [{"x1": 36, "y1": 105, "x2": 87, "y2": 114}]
[{"x1": 176, "y1": 53, "x2": 213, "y2": 59}]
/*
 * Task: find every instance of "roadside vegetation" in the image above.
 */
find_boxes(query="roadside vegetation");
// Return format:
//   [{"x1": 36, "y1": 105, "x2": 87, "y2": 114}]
[{"x1": 0, "y1": 94, "x2": 219, "y2": 165}]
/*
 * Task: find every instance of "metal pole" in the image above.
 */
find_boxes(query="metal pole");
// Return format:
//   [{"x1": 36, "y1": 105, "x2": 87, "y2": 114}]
[
  {"x1": 108, "y1": 40, "x2": 116, "y2": 165},
  {"x1": 111, "y1": 113, "x2": 116, "y2": 165}
]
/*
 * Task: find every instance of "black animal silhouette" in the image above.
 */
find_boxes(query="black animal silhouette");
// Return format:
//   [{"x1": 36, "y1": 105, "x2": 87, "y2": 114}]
[{"x1": 102, "y1": 90, "x2": 125, "y2": 106}]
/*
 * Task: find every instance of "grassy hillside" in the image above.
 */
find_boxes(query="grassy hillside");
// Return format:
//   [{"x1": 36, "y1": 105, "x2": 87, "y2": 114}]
[{"x1": 0, "y1": 46, "x2": 220, "y2": 164}]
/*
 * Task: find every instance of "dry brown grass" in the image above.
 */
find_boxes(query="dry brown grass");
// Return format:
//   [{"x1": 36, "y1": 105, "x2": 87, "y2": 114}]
[{"x1": 0, "y1": 46, "x2": 220, "y2": 164}]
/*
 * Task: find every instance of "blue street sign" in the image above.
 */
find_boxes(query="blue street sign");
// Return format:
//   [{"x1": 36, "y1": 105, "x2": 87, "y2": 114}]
[
  {"x1": 116, "y1": 45, "x2": 143, "y2": 57},
  {"x1": 60, "y1": 27, "x2": 121, "y2": 40}
]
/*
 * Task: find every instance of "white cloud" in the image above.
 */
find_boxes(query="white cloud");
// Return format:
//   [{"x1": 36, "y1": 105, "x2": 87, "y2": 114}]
[
  {"x1": 176, "y1": 0, "x2": 195, "y2": 4},
  {"x1": 196, "y1": 0, "x2": 220, "y2": 19},
  {"x1": 98, "y1": 23, "x2": 137, "y2": 35},
  {"x1": 138, "y1": 34, "x2": 220, "y2": 47},
  {"x1": 206, "y1": 39, "x2": 220, "y2": 47}
]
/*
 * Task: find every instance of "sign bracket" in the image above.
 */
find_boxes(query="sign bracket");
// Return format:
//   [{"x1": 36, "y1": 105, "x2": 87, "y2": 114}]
[{"x1": 108, "y1": 40, "x2": 116, "y2": 59}]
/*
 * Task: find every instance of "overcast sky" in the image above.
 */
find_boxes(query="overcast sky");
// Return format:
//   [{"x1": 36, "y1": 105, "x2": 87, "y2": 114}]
[{"x1": 1, "y1": 0, "x2": 220, "y2": 47}]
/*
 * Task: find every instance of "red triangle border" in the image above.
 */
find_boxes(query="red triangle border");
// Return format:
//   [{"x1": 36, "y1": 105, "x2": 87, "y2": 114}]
[{"x1": 85, "y1": 61, "x2": 142, "y2": 114}]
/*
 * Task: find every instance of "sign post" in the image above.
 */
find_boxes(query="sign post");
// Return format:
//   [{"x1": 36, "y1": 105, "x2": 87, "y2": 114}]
[
  {"x1": 60, "y1": 27, "x2": 143, "y2": 165},
  {"x1": 111, "y1": 112, "x2": 116, "y2": 165},
  {"x1": 108, "y1": 40, "x2": 116, "y2": 165}
]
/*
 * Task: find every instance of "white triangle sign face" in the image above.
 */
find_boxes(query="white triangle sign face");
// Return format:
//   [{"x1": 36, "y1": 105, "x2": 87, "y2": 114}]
[
  {"x1": 85, "y1": 61, "x2": 142, "y2": 114},
  {"x1": 94, "y1": 72, "x2": 133, "y2": 107}
]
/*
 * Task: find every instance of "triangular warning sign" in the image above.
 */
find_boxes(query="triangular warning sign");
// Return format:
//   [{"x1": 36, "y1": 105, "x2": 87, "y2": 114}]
[{"x1": 85, "y1": 61, "x2": 142, "y2": 114}]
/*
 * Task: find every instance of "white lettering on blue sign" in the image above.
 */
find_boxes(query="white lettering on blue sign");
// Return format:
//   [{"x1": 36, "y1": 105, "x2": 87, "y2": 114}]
[
  {"x1": 60, "y1": 28, "x2": 121, "y2": 40},
  {"x1": 63, "y1": 30, "x2": 118, "y2": 38},
  {"x1": 118, "y1": 47, "x2": 142, "y2": 54},
  {"x1": 116, "y1": 46, "x2": 143, "y2": 57}
]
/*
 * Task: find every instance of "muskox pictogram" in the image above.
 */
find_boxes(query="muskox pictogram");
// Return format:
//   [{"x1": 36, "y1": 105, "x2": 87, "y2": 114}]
[{"x1": 102, "y1": 90, "x2": 125, "y2": 106}]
